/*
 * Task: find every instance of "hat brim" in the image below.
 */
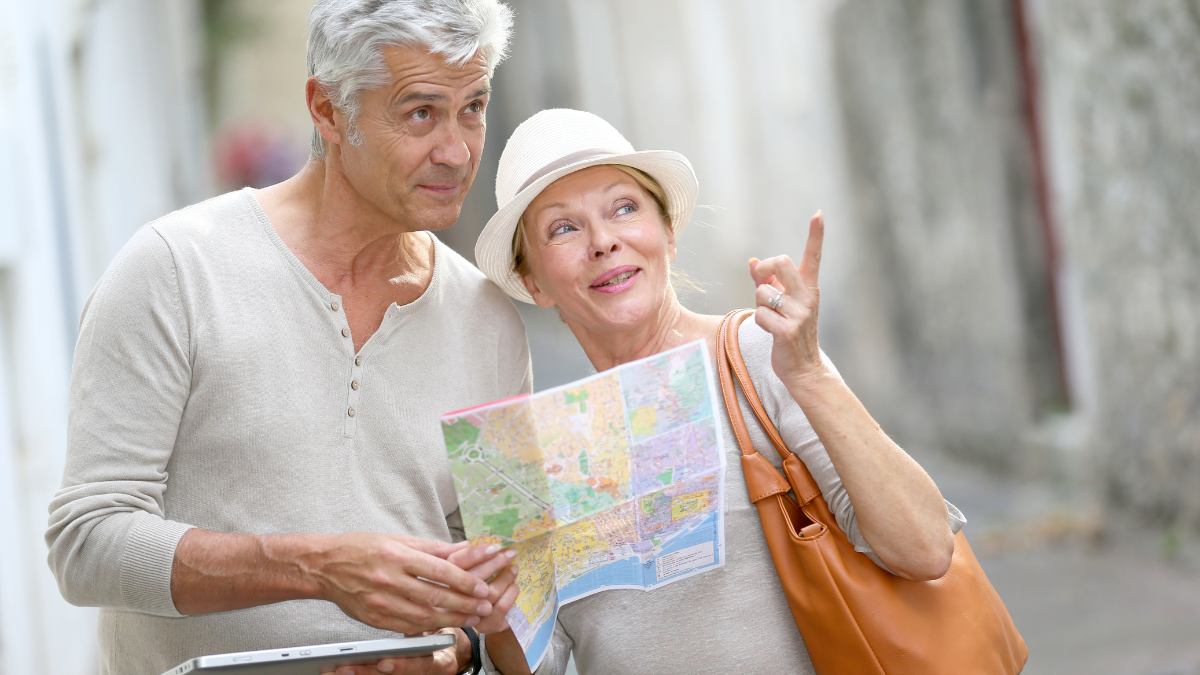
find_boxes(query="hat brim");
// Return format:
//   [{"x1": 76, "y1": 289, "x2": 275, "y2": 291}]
[{"x1": 475, "y1": 150, "x2": 698, "y2": 304}]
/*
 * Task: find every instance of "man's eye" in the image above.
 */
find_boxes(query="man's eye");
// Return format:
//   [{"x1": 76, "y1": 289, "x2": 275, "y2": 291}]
[
  {"x1": 466, "y1": 101, "x2": 483, "y2": 113},
  {"x1": 413, "y1": 108, "x2": 431, "y2": 120}
]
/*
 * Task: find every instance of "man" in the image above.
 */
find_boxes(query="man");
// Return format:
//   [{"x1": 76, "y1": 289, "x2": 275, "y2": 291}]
[{"x1": 45, "y1": 2, "x2": 527, "y2": 674}]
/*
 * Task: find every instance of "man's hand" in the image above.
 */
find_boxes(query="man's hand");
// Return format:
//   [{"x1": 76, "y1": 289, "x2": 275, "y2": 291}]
[
  {"x1": 367, "y1": 545, "x2": 522, "y2": 675},
  {"x1": 311, "y1": 533, "x2": 510, "y2": 635},
  {"x1": 172, "y1": 530, "x2": 512, "y2": 635}
]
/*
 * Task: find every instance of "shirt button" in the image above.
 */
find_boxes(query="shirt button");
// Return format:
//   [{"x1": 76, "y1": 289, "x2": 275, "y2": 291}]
[
  {"x1": 351, "y1": 380, "x2": 359, "y2": 390},
  {"x1": 331, "y1": 301, "x2": 340, "y2": 311},
  {"x1": 355, "y1": 356, "x2": 361, "y2": 366},
  {"x1": 347, "y1": 407, "x2": 356, "y2": 417},
  {"x1": 342, "y1": 327, "x2": 350, "y2": 338}
]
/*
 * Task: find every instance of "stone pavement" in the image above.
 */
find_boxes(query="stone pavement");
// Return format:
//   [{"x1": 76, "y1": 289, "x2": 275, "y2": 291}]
[{"x1": 911, "y1": 446, "x2": 1200, "y2": 675}]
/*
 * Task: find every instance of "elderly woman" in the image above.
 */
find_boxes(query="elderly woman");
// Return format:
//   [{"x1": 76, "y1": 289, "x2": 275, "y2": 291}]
[{"x1": 474, "y1": 109, "x2": 966, "y2": 675}]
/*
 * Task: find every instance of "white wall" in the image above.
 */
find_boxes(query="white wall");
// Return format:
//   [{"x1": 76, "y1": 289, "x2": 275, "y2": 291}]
[{"x1": 0, "y1": 0, "x2": 208, "y2": 668}]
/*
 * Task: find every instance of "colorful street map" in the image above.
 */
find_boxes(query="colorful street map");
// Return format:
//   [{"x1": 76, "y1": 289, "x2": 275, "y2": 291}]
[{"x1": 442, "y1": 340, "x2": 726, "y2": 671}]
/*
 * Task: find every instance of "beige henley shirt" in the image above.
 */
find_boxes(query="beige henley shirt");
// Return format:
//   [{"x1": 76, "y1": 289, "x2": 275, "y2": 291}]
[{"x1": 45, "y1": 188, "x2": 532, "y2": 675}]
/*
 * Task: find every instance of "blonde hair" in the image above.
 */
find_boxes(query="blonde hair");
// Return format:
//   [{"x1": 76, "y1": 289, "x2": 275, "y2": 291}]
[{"x1": 511, "y1": 165, "x2": 670, "y2": 277}]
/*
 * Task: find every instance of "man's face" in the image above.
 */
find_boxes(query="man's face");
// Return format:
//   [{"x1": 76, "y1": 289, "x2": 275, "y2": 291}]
[{"x1": 335, "y1": 45, "x2": 490, "y2": 232}]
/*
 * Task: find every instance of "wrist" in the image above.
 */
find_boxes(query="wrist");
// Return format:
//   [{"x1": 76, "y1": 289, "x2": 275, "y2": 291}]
[
  {"x1": 450, "y1": 627, "x2": 479, "y2": 675},
  {"x1": 259, "y1": 532, "x2": 333, "y2": 601},
  {"x1": 782, "y1": 361, "x2": 837, "y2": 401}
]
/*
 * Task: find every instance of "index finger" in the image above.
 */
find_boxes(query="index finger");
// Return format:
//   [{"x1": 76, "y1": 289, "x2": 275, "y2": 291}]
[{"x1": 799, "y1": 211, "x2": 825, "y2": 288}]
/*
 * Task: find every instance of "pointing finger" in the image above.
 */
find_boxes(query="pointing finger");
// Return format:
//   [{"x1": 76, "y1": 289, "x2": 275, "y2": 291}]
[{"x1": 799, "y1": 211, "x2": 825, "y2": 288}]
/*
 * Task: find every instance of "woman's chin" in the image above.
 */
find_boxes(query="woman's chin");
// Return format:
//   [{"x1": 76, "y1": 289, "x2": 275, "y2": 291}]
[{"x1": 577, "y1": 292, "x2": 659, "y2": 334}]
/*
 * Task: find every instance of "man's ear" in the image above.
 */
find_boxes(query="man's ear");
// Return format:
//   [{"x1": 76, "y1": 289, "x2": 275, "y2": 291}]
[
  {"x1": 522, "y1": 274, "x2": 557, "y2": 309},
  {"x1": 307, "y1": 77, "x2": 342, "y2": 149}
]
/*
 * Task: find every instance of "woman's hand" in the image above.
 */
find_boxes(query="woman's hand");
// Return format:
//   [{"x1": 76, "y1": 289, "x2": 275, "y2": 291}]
[
  {"x1": 750, "y1": 211, "x2": 829, "y2": 389},
  {"x1": 748, "y1": 211, "x2": 955, "y2": 580}
]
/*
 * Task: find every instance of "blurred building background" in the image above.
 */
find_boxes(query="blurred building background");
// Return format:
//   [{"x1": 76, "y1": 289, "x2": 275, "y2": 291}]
[{"x1": 1, "y1": 0, "x2": 1198, "y2": 672}]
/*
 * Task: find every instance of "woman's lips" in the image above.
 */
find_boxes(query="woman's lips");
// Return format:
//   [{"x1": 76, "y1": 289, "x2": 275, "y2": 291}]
[{"x1": 590, "y1": 266, "x2": 641, "y2": 294}]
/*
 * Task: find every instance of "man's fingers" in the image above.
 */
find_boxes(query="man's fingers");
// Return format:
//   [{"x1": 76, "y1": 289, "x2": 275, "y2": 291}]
[
  {"x1": 337, "y1": 651, "x2": 449, "y2": 675},
  {"x1": 372, "y1": 648, "x2": 457, "y2": 675},
  {"x1": 467, "y1": 546, "x2": 517, "y2": 580},
  {"x1": 799, "y1": 211, "x2": 825, "y2": 288},
  {"x1": 397, "y1": 547, "x2": 490, "y2": 599},
  {"x1": 389, "y1": 573, "x2": 493, "y2": 617},
  {"x1": 446, "y1": 541, "x2": 505, "y2": 571},
  {"x1": 360, "y1": 591, "x2": 482, "y2": 632},
  {"x1": 398, "y1": 536, "x2": 469, "y2": 560}
]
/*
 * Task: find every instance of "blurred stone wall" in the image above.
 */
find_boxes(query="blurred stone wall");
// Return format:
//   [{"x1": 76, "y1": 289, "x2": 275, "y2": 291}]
[
  {"x1": 831, "y1": 0, "x2": 1063, "y2": 468},
  {"x1": 832, "y1": 0, "x2": 1200, "y2": 527},
  {"x1": 1031, "y1": 0, "x2": 1200, "y2": 526}
]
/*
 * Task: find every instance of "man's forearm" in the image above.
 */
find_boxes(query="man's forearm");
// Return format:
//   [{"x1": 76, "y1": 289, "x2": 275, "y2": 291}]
[{"x1": 171, "y1": 528, "x2": 327, "y2": 614}]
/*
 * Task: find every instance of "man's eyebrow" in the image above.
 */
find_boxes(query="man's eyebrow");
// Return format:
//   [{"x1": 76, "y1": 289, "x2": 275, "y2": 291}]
[
  {"x1": 396, "y1": 91, "x2": 446, "y2": 105},
  {"x1": 395, "y1": 87, "x2": 491, "y2": 106}
]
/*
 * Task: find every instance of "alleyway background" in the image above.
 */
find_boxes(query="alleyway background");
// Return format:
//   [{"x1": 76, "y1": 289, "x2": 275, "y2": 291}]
[{"x1": 1, "y1": 0, "x2": 1198, "y2": 672}]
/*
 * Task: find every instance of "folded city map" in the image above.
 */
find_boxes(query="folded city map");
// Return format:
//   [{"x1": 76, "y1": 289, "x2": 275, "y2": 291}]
[{"x1": 441, "y1": 340, "x2": 726, "y2": 671}]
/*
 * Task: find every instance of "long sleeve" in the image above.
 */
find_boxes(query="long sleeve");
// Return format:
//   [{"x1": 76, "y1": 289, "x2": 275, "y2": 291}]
[{"x1": 45, "y1": 225, "x2": 195, "y2": 616}]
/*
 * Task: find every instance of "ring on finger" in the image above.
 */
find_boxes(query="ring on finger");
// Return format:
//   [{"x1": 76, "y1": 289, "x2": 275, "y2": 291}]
[{"x1": 767, "y1": 291, "x2": 785, "y2": 311}]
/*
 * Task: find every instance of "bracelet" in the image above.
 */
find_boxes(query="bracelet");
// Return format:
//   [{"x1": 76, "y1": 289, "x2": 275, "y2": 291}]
[{"x1": 460, "y1": 626, "x2": 482, "y2": 675}]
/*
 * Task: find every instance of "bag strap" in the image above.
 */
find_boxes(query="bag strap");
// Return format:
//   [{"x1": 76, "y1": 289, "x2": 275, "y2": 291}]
[{"x1": 717, "y1": 309, "x2": 823, "y2": 506}]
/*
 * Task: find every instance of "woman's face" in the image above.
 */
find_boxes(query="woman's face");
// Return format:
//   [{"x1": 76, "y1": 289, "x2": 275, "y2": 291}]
[{"x1": 519, "y1": 165, "x2": 677, "y2": 335}]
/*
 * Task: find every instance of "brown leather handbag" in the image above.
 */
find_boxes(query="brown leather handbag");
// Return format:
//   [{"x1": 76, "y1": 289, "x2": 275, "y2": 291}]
[{"x1": 717, "y1": 310, "x2": 1027, "y2": 675}]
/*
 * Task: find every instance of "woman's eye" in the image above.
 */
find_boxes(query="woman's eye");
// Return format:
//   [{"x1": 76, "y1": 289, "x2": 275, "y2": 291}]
[
  {"x1": 615, "y1": 202, "x2": 637, "y2": 216},
  {"x1": 550, "y1": 223, "x2": 577, "y2": 236}
]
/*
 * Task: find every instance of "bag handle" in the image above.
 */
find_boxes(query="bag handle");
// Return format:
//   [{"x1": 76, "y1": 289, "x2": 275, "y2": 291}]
[
  {"x1": 720, "y1": 310, "x2": 794, "y2": 460},
  {"x1": 717, "y1": 310, "x2": 823, "y2": 506}
]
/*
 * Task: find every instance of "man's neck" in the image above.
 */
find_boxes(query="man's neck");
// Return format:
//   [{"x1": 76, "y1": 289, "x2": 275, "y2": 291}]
[{"x1": 255, "y1": 159, "x2": 431, "y2": 296}]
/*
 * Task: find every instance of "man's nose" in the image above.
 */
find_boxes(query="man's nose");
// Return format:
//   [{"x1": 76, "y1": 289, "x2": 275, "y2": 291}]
[{"x1": 431, "y1": 120, "x2": 471, "y2": 167}]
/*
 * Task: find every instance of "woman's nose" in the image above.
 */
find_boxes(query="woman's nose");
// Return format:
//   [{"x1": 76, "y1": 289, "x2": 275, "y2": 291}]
[{"x1": 588, "y1": 220, "x2": 621, "y2": 258}]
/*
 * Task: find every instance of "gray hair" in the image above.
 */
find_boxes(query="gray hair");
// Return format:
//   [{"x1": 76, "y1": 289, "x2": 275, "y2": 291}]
[{"x1": 306, "y1": 0, "x2": 514, "y2": 158}]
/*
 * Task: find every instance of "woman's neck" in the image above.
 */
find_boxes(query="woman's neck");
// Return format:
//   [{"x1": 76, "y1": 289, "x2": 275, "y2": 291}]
[{"x1": 563, "y1": 293, "x2": 721, "y2": 372}]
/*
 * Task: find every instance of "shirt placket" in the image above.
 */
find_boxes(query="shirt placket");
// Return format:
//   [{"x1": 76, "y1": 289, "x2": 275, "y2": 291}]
[{"x1": 331, "y1": 295, "x2": 361, "y2": 439}]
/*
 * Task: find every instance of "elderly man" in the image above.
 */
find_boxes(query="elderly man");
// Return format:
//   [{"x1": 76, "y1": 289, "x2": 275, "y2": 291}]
[{"x1": 45, "y1": 2, "x2": 527, "y2": 674}]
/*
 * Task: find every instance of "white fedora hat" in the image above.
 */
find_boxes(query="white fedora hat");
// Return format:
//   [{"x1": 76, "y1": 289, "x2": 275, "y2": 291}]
[{"x1": 475, "y1": 109, "x2": 698, "y2": 303}]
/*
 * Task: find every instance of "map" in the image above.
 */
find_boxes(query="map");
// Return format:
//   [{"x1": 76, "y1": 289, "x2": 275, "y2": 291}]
[{"x1": 442, "y1": 340, "x2": 725, "y2": 671}]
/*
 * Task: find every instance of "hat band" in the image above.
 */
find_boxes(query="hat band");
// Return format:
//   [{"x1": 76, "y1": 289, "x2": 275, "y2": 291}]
[{"x1": 516, "y1": 148, "x2": 625, "y2": 193}]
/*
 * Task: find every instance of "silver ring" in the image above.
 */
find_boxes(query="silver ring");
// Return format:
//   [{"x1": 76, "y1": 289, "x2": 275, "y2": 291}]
[{"x1": 768, "y1": 291, "x2": 784, "y2": 311}]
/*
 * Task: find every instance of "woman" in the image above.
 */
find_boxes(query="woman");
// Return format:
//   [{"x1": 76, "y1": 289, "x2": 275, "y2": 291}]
[{"x1": 475, "y1": 109, "x2": 966, "y2": 675}]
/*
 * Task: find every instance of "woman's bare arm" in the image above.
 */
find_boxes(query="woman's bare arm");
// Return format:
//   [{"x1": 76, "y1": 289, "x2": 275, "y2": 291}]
[{"x1": 750, "y1": 213, "x2": 954, "y2": 581}]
